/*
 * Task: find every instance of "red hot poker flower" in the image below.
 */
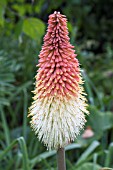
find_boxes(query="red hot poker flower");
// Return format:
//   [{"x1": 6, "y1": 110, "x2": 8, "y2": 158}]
[{"x1": 29, "y1": 11, "x2": 89, "y2": 150}]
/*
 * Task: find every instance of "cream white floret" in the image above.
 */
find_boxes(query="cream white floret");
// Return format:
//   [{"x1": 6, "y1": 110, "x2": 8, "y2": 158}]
[{"x1": 29, "y1": 94, "x2": 88, "y2": 150}]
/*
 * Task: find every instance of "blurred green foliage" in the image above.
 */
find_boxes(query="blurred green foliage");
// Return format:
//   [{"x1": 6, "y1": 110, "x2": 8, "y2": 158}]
[{"x1": 0, "y1": 0, "x2": 113, "y2": 169}]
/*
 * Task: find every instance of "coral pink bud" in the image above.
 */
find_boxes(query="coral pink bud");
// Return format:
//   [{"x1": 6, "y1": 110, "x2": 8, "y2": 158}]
[{"x1": 29, "y1": 11, "x2": 89, "y2": 150}]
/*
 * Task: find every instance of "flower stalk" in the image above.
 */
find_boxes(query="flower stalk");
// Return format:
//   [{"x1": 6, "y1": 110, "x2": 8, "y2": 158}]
[{"x1": 57, "y1": 147, "x2": 66, "y2": 170}]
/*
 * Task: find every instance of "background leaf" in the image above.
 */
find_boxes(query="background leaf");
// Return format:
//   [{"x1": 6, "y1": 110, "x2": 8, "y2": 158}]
[
  {"x1": 23, "y1": 17, "x2": 45, "y2": 41},
  {"x1": 76, "y1": 162, "x2": 101, "y2": 170},
  {"x1": 88, "y1": 106, "x2": 113, "y2": 133}
]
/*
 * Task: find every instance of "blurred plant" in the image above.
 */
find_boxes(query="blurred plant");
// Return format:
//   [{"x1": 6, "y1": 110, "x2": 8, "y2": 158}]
[{"x1": 0, "y1": 50, "x2": 16, "y2": 106}]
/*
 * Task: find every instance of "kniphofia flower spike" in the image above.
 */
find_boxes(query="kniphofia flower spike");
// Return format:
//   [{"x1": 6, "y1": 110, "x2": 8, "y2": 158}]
[{"x1": 29, "y1": 11, "x2": 89, "y2": 150}]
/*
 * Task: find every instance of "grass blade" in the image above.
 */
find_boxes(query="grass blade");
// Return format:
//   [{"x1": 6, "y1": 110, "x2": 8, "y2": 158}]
[
  {"x1": 0, "y1": 139, "x2": 17, "y2": 160},
  {"x1": 0, "y1": 106, "x2": 11, "y2": 158},
  {"x1": 105, "y1": 142, "x2": 113, "y2": 167},
  {"x1": 17, "y1": 137, "x2": 30, "y2": 170},
  {"x1": 23, "y1": 89, "x2": 28, "y2": 139},
  {"x1": 0, "y1": 137, "x2": 31, "y2": 170},
  {"x1": 76, "y1": 141, "x2": 100, "y2": 166}
]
